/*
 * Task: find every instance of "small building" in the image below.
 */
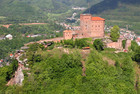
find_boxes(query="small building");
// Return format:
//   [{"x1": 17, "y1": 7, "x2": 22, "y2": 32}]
[
  {"x1": 136, "y1": 36, "x2": 140, "y2": 42},
  {"x1": 21, "y1": 46, "x2": 29, "y2": 50},
  {"x1": 5, "y1": 34, "x2": 13, "y2": 40},
  {"x1": 0, "y1": 59, "x2": 4, "y2": 63},
  {"x1": 10, "y1": 54, "x2": 14, "y2": 58},
  {"x1": 55, "y1": 31, "x2": 60, "y2": 33},
  {"x1": 137, "y1": 42, "x2": 140, "y2": 46},
  {"x1": 83, "y1": 47, "x2": 90, "y2": 50}
]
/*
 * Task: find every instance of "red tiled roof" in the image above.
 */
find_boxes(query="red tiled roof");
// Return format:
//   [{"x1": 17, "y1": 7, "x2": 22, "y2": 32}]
[
  {"x1": 83, "y1": 47, "x2": 90, "y2": 49},
  {"x1": 92, "y1": 17, "x2": 105, "y2": 21},
  {"x1": 10, "y1": 54, "x2": 13, "y2": 56},
  {"x1": 63, "y1": 30, "x2": 72, "y2": 33}
]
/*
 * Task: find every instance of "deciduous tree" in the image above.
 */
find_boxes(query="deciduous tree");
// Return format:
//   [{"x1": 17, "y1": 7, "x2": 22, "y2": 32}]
[
  {"x1": 110, "y1": 25, "x2": 120, "y2": 42},
  {"x1": 93, "y1": 39, "x2": 104, "y2": 51}
]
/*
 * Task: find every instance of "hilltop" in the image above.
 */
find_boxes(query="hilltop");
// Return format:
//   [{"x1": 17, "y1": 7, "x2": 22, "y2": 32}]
[{"x1": 0, "y1": 38, "x2": 140, "y2": 93}]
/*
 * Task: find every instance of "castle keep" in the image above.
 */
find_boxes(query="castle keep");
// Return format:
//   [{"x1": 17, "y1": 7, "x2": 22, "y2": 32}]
[{"x1": 63, "y1": 14, "x2": 105, "y2": 39}]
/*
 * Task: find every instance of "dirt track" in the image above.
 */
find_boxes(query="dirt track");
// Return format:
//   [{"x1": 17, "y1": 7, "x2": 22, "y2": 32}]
[{"x1": 1, "y1": 23, "x2": 47, "y2": 28}]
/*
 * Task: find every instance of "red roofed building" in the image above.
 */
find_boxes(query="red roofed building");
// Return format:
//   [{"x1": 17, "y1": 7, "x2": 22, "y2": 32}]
[
  {"x1": 136, "y1": 36, "x2": 140, "y2": 42},
  {"x1": 10, "y1": 54, "x2": 14, "y2": 58},
  {"x1": 2, "y1": 24, "x2": 12, "y2": 28},
  {"x1": 80, "y1": 14, "x2": 105, "y2": 38},
  {"x1": 63, "y1": 14, "x2": 105, "y2": 40}
]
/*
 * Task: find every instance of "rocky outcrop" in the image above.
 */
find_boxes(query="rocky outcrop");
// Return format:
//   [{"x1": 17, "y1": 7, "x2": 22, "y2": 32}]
[{"x1": 7, "y1": 63, "x2": 24, "y2": 86}]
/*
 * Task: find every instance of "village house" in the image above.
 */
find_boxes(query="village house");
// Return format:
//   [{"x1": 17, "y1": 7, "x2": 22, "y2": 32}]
[
  {"x1": 5, "y1": 34, "x2": 13, "y2": 40},
  {"x1": 136, "y1": 36, "x2": 140, "y2": 46},
  {"x1": 72, "y1": 7, "x2": 87, "y2": 11},
  {"x1": 0, "y1": 59, "x2": 4, "y2": 65},
  {"x1": 10, "y1": 54, "x2": 14, "y2": 58}
]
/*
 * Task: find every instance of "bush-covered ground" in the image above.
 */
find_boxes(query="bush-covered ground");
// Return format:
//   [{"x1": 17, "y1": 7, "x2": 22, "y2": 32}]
[
  {"x1": 0, "y1": 39, "x2": 139, "y2": 94},
  {"x1": 0, "y1": 23, "x2": 64, "y2": 59}
]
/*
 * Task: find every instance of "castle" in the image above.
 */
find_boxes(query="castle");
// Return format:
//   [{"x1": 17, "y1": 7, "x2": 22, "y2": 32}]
[
  {"x1": 25, "y1": 14, "x2": 131, "y2": 51},
  {"x1": 63, "y1": 14, "x2": 131, "y2": 51},
  {"x1": 63, "y1": 14, "x2": 105, "y2": 39}
]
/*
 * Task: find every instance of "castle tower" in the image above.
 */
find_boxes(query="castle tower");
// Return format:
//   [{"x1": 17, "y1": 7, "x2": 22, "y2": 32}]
[
  {"x1": 80, "y1": 14, "x2": 92, "y2": 37},
  {"x1": 91, "y1": 17, "x2": 105, "y2": 38},
  {"x1": 80, "y1": 14, "x2": 105, "y2": 38},
  {"x1": 63, "y1": 30, "x2": 72, "y2": 40}
]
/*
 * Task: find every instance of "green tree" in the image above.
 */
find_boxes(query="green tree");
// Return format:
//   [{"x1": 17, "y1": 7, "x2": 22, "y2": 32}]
[
  {"x1": 29, "y1": 43, "x2": 39, "y2": 52},
  {"x1": 131, "y1": 41, "x2": 139, "y2": 52},
  {"x1": 93, "y1": 39, "x2": 104, "y2": 51},
  {"x1": 122, "y1": 40, "x2": 126, "y2": 49},
  {"x1": 110, "y1": 25, "x2": 120, "y2": 42},
  {"x1": 132, "y1": 47, "x2": 140, "y2": 63}
]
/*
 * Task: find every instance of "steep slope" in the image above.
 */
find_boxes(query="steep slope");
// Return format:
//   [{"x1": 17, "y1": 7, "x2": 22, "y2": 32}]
[
  {"x1": 0, "y1": 0, "x2": 101, "y2": 17},
  {"x1": 84, "y1": 0, "x2": 140, "y2": 34},
  {"x1": 56, "y1": 0, "x2": 102, "y2": 7},
  {"x1": 0, "y1": 0, "x2": 68, "y2": 17}
]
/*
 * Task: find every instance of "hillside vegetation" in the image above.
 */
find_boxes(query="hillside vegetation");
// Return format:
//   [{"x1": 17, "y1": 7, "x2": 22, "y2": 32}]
[
  {"x1": 0, "y1": 23, "x2": 63, "y2": 59},
  {"x1": 0, "y1": 0, "x2": 101, "y2": 23},
  {"x1": 0, "y1": 38, "x2": 140, "y2": 93},
  {"x1": 85, "y1": 0, "x2": 140, "y2": 34}
]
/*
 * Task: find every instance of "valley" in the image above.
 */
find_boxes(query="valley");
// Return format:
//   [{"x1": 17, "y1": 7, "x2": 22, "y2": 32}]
[{"x1": 0, "y1": 0, "x2": 140, "y2": 93}]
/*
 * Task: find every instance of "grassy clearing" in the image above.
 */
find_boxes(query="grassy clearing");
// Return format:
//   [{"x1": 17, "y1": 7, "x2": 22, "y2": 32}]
[
  {"x1": 0, "y1": 16, "x2": 6, "y2": 19},
  {"x1": 47, "y1": 10, "x2": 72, "y2": 21}
]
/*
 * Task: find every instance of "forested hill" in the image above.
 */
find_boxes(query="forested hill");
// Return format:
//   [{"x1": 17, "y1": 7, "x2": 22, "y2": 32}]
[
  {"x1": 0, "y1": 0, "x2": 101, "y2": 17},
  {"x1": 0, "y1": 38, "x2": 140, "y2": 93},
  {"x1": 0, "y1": 0, "x2": 67, "y2": 17},
  {"x1": 85, "y1": 0, "x2": 140, "y2": 15},
  {"x1": 84, "y1": 0, "x2": 140, "y2": 34}
]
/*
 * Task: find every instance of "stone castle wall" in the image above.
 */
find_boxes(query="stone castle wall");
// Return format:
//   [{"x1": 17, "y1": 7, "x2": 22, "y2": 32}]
[
  {"x1": 106, "y1": 39, "x2": 131, "y2": 50},
  {"x1": 80, "y1": 14, "x2": 105, "y2": 38},
  {"x1": 63, "y1": 14, "x2": 105, "y2": 40},
  {"x1": 106, "y1": 39, "x2": 123, "y2": 50}
]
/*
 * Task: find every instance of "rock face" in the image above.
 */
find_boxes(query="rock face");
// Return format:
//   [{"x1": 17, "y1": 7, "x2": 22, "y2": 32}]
[
  {"x1": 14, "y1": 63, "x2": 24, "y2": 85},
  {"x1": 7, "y1": 63, "x2": 25, "y2": 86}
]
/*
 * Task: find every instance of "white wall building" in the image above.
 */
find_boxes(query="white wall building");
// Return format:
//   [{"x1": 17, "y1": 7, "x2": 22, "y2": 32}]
[{"x1": 5, "y1": 34, "x2": 13, "y2": 40}]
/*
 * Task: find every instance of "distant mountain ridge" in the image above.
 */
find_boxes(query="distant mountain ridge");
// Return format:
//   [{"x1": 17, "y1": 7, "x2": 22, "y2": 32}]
[
  {"x1": 84, "y1": 0, "x2": 140, "y2": 34},
  {"x1": 85, "y1": 0, "x2": 140, "y2": 14},
  {"x1": 0, "y1": 0, "x2": 102, "y2": 18}
]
